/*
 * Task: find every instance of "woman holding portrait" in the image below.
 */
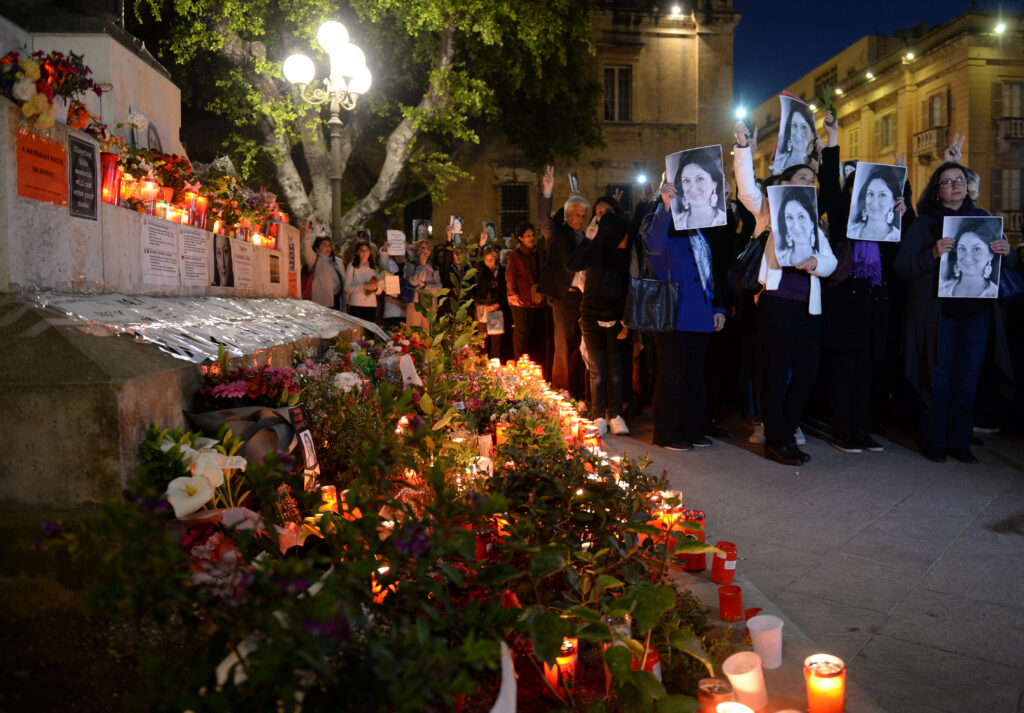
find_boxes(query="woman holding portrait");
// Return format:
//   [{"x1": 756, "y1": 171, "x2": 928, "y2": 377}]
[
  {"x1": 895, "y1": 155, "x2": 1016, "y2": 464},
  {"x1": 671, "y1": 149, "x2": 727, "y2": 230},
  {"x1": 847, "y1": 167, "x2": 903, "y2": 242}
]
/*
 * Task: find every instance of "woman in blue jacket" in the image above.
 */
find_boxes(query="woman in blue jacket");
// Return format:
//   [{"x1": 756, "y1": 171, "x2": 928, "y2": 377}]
[{"x1": 643, "y1": 181, "x2": 727, "y2": 451}]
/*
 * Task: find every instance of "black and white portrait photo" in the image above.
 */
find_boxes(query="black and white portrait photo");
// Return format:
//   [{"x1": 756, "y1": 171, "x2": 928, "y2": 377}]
[
  {"x1": 665, "y1": 144, "x2": 727, "y2": 230},
  {"x1": 767, "y1": 184, "x2": 823, "y2": 268},
  {"x1": 411, "y1": 219, "x2": 432, "y2": 244},
  {"x1": 841, "y1": 160, "x2": 858, "y2": 182},
  {"x1": 482, "y1": 221, "x2": 497, "y2": 244},
  {"x1": 211, "y1": 232, "x2": 234, "y2": 287},
  {"x1": 771, "y1": 95, "x2": 816, "y2": 175},
  {"x1": 846, "y1": 162, "x2": 907, "y2": 242},
  {"x1": 938, "y1": 216, "x2": 1004, "y2": 299}
]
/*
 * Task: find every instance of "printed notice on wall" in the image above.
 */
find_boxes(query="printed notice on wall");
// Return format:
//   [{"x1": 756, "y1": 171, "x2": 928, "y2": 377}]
[
  {"x1": 17, "y1": 128, "x2": 68, "y2": 207},
  {"x1": 67, "y1": 135, "x2": 98, "y2": 220},
  {"x1": 140, "y1": 217, "x2": 181, "y2": 286},
  {"x1": 231, "y1": 239, "x2": 255, "y2": 288},
  {"x1": 179, "y1": 226, "x2": 211, "y2": 287}
]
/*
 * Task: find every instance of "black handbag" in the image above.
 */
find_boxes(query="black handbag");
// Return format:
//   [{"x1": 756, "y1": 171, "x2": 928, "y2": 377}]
[
  {"x1": 999, "y1": 262, "x2": 1024, "y2": 303},
  {"x1": 623, "y1": 241, "x2": 679, "y2": 333},
  {"x1": 727, "y1": 229, "x2": 769, "y2": 296}
]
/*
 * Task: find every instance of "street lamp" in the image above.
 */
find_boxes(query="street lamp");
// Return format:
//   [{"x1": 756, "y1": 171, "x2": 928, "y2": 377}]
[{"x1": 283, "y1": 20, "x2": 373, "y2": 246}]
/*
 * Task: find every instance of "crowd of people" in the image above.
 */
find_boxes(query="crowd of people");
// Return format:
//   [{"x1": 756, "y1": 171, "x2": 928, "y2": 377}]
[{"x1": 299, "y1": 114, "x2": 1024, "y2": 465}]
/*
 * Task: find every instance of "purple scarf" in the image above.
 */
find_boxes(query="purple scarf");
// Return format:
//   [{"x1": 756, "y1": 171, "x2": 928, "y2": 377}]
[{"x1": 850, "y1": 240, "x2": 882, "y2": 286}]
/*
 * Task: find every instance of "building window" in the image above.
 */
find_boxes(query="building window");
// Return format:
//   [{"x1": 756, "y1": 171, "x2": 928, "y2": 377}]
[
  {"x1": 994, "y1": 82, "x2": 1023, "y2": 118},
  {"x1": 992, "y1": 168, "x2": 1022, "y2": 212},
  {"x1": 922, "y1": 90, "x2": 948, "y2": 129},
  {"x1": 604, "y1": 66, "x2": 632, "y2": 122},
  {"x1": 875, "y1": 112, "x2": 895, "y2": 150},
  {"x1": 499, "y1": 182, "x2": 529, "y2": 237},
  {"x1": 604, "y1": 184, "x2": 634, "y2": 215},
  {"x1": 847, "y1": 127, "x2": 860, "y2": 161},
  {"x1": 813, "y1": 66, "x2": 837, "y2": 101}
]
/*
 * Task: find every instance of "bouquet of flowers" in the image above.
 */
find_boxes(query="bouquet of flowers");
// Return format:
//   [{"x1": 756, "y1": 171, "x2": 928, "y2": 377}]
[
  {"x1": 1, "y1": 51, "x2": 57, "y2": 130},
  {"x1": 41, "y1": 51, "x2": 102, "y2": 101},
  {"x1": 199, "y1": 348, "x2": 301, "y2": 410},
  {"x1": 151, "y1": 151, "x2": 196, "y2": 199}
]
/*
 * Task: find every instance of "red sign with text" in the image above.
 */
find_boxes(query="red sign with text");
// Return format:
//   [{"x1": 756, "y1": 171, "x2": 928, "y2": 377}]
[{"x1": 17, "y1": 128, "x2": 68, "y2": 207}]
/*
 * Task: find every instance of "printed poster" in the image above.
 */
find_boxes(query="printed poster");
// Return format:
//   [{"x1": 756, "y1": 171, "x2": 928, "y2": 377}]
[
  {"x1": 938, "y1": 216, "x2": 1004, "y2": 299},
  {"x1": 67, "y1": 135, "x2": 98, "y2": 220},
  {"x1": 231, "y1": 239, "x2": 255, "y2": 289},
  {"x1": 386, "y1": 230, "x2": 407, "y2": 256},
  {"x1": 17, "y1": 128, "x2": 68, "y2": 207},
  {"x1": 179, "y1": 226, "x2": 211, "y2": 287},
  {"x1": 140, "y1": 216, "x2": 181, "y2": 286}
]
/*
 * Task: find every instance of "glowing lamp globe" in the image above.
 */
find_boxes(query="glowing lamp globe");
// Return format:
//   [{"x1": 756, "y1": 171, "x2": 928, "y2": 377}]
[
  {"x1": 283, "y1": 54, "x2": 315, "y2": 85},
  {"x1": 317, "y1": 21, "x2": 349, "y2": 53},
  {"x1": 333, "y1": 43, "x2": 366, "y2": 79},
  {"x1": 348, "y1": 65, "x2": 373, "y2": 95}
]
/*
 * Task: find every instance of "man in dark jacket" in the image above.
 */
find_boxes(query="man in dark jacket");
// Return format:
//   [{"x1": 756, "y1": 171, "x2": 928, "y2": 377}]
[{"x1": 538, "y1": 165, "x2": 589, "y2": 396}]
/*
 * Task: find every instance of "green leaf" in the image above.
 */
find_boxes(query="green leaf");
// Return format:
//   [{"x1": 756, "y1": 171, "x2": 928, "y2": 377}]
[
  {"x1": 453, "y1": 332, "x2": 474, "y2": 350},
  {"x1": 419, "y1": 393, "x2": 435, "y2": 415},
  {"x1": 596, "y1": 574, "x2": 625, "y2": 590},
  {"x1": 529, "y1": 551, "x2": 567, "y2": 580},
  {"x1": 624, "y1": 582, "x2": 676, "y2": 634},
  {"x1": 630, "y1": 670, "x2": 667, "y2": 700},
  {"x1": 671, "y1": 539, "x2": 721, "y2": 555},
  {"x1": 656, "y1": 694, "x2": 701, "y2": 713},
  {"x1": 604, "y1": 643, "x2": 633, "y2": 679},
  {"x1": 528, "y1": 609, "x2": 570, "y2": 663},
  {"x1": 568, "y1": 606, "x2": 604, "y2": 624},
  {"x1": 668, "y1": 629, "x2": 715, "y2": 677},
  {"x1": 473, "y1": 563, "x2": 521, "y2": 587}
]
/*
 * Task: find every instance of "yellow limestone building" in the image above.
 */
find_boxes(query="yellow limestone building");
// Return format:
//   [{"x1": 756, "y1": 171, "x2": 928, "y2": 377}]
[
  {"x1": 745, "y1": 11, "x2": 1024, "y2": 239},
  {"x1": 432, "y1": 0, "x2": 741, "y2": 237}
]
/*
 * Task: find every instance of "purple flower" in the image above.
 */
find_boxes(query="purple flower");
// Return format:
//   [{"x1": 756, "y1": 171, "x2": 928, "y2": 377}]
[
  {"x1": 393, "y1": 523, "x2": 431, "y2": 560},
  {"x1": 41, "y1": 520, "x2": 63, "y2": 537},
  {"x1": 303, "y1": 613, "x2": 351, "y2": 645},
  {"x1": 407, "y1": 414, "x2": 424, "y2": 431}
]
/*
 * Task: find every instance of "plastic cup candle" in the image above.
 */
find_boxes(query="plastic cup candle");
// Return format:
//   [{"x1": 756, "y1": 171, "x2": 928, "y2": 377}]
[
  {"x1": 139, "y1": 179, "x2": 159, "y2": 204},
  {"x1": 804, "y1": 654, "x2": 846, "y2": 713},
  {"x1": 746, "y1": 614, "x2": 784, "y2": 669},
  {"x1": 721, "y1": 651, "x2": 767, "y2": 711},
  {"x1": 715, "y1": 704, "x2": 754, "y2": 713},
  {"x1": 680, "y1": 509, "x2": 707, "y2": 570},
  {"x1": 543, "y1": 637, "x2": 578, "y2": 694}
]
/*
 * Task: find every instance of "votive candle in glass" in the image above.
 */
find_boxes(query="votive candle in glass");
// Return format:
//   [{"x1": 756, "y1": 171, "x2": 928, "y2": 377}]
[
  {"x1": 804, "y1": 654, "x2": 845, "y2": 713},
  {"x1": 542, "y1": 637, "x2": 578, "y2": 695}
]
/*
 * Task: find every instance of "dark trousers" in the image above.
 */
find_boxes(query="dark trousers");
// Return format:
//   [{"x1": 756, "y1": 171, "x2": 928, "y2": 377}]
[
  {"x1": 511, "y1": 306, "x2": 541, "y2": 361},
  {"x1": 580, "y1": 318, "x2": 626, "y2": 419},
  {"x1": 551, "y1": 292, "x2": 583, "y2": 394},
  {"x1": 652, "y1": 330, "x2": 711, "y2": 445},
  {"x1": 349, "y1": 305, "x2": 378, "y2": 323},
  {"x1": 757, "y1": 295, "x2": 822, "y2": 449},
  {"x1": 827, "y1": 346, "x2": 871, "y2": 443},
  {"x1": 924, "y1": 310, "x2": 990, "y2": 450}
]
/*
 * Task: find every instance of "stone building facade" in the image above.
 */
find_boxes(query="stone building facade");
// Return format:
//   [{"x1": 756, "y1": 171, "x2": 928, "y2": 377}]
[
  {"x1": 430, "y1": 0, "x2": 740, "y2": 239},
  {"x1": 745, "y1": 11, "x2": 1024, "y2": 240}
]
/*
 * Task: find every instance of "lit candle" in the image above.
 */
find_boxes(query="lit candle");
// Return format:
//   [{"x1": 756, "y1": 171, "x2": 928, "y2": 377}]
[
  {"x1": 195, "y1": 196, "x2": 209, "y2": 228},
  {"x1": 495, "y1": 422, "x2": 509, "y2": 445},
  {"x1": 320, "y1": 485, "x2": 338, "y2": 513},
  {"x1": 139, "y1": 179, "x2": 159, "y2": 203},
  {"x1": 165, "y1": 205, "x2": 180, "y2": 223},
  {"x1": 542, "y1": 638, "x2": 578, "y2": 694},
  {"x1": 804, "y1": 654, "x2": 846, "y2": 713},
  {"x1": 715, "y1": 704, "x2": 754, "y2": 713},
  {"x1": 371, "y1": 565, "x2": 395, "y2": 604}
]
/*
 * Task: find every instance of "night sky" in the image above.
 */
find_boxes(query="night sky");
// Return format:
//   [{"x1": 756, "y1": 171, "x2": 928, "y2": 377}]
[{"x1": 732, "y1": 0, "x2": 1012, "y2": 111}]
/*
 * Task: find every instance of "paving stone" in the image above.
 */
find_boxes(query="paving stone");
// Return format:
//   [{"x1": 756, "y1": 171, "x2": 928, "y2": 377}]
[
  {"x1": 855, "y1": 634, "x2": 1024, "y2": 713},
  {"x1": 839, "y1": 509, "x2": 963, "y2": 571},
  {"x1": 770, "y1": 587, "x2": 888, "y2": 662},
  {"x1": 782, "y1": 550, "x2": 922, "y2": 614},
  {"x1": 917, "y1": 542, "x2": 1024, "y2": 609},
  {"x1": 879, "y1": 588, "x2": 1024, "y2": 666}
]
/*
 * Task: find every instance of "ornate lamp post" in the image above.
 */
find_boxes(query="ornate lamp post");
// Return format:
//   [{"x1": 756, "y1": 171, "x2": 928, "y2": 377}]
[{"x1": 283, "y1": 20, "x2": 372, "y2": 246}]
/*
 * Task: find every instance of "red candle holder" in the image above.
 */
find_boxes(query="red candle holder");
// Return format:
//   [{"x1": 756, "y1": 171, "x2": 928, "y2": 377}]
[
  {"x1": 99, "y1": 152, "x2": 122, "y2": 205},
  {"x1": 678, "y1": 509, "x2": 707, "y2": 571},
  {"x1": 542, "y1": 638, "x2": 578, "y2": 696},
  {"x1": 711, "y1": 541, "x2": 738, "y2": 584},
  {"x1": 718, "y1": 585, "x2": 744, "y2": 622}
]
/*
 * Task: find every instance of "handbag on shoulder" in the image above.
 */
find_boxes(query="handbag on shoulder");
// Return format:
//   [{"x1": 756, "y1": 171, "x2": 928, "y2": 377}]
[
  {"x1": 727, "y1": 229, "x2": 769, "y2": 296},
  {"x1": 623, "y1": 240, "x2": 679, "y2": 333}
]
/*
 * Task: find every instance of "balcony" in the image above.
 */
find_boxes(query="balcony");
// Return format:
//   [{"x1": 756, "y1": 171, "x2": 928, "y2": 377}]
[
  {"x1": 996, "y1": 118, "x2": 1024, "y2": 141},
  {"x1": 998, "y1": 211, "x2": 1023, "y2": 235},
  {"x1": 913, "y1": 126, "x2": 948, "y2": 165}
]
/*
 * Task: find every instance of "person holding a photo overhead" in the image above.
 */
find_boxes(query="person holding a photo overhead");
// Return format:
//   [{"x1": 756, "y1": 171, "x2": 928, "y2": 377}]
[
  {"x1": 895, "y1": 136, "x2": 1016, "y2": 464},
  {"x1": 671, "y1": 149, "x2": 728, "y2": 230},
  {"x1": 772, "y1": 100, "x2": 815, "y2": 173},
  {"x1": 847, "y1": 167, "x2": 904, "y2": 242},
  {"x1": 733, "y1": 119, "x2": 837, "y2": 466}
]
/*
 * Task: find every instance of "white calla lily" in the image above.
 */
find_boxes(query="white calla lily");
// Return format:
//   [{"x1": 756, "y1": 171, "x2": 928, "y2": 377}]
[
  {"x1": 166, "y1": 475, "x2": 214, "y2": 518},
  {"x1": 195, "y1": 437, "x2": 220, "y2": 450},
  {"x1": 192, "y1": 452, "x2": 226, "y2": 488}
]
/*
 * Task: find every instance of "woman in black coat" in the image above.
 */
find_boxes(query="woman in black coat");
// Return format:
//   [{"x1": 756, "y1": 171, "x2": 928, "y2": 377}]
[{"x1": 475, "y1": 245, "x2": 510, "y2": 361}]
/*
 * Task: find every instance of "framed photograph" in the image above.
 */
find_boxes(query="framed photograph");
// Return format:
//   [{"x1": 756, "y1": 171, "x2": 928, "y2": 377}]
[
  {"x1": 568, "y1": 172, "x2": 579, "y2": 194},
  {"x1": 411, "y1": 219, "x2": 432, "y2": 244},
  {"x1": 356, "y1": 228, "x2": 371, "y2": 242},
  {"x1": 846, "y1": 163, "x2": 907, "y2": 241},
  {"x1": 449, "y1": 215, "x2": 463, "y2": 243},
  {"x1": 482, "y1": 221, "x2": 497, "y2": 244},
  {"x1": 938, "y1": 216, "x2": 1003, "y2": 299},
  {"x1": 771, "y1": 95, "x2": 816, "y2": 175},
  {"x1": 767, "y1": 184, "x2": 823, "y2": 267},
  {"x1": 665, "y1": 144, "x2": 727, "y2": 231}
]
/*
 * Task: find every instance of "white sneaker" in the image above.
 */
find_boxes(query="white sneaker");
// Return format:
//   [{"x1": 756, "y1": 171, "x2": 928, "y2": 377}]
[
  {"x1": 748, "y1": 423, "x2": 765, "y2": 445},
  {"x1": 609, "y1": 415, "x2": 630, "y2": 435},
  {"x1": 593, "y1": 417, "x2": 608, "y2": 436},
  {"x1": 794, "y1": 427, "x2": 806, "y2": 446}
]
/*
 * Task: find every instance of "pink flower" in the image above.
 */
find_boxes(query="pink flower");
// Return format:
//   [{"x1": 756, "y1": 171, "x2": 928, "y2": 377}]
[{"x1": 211, "y1": 380, "x2": 248, "y2": 399}]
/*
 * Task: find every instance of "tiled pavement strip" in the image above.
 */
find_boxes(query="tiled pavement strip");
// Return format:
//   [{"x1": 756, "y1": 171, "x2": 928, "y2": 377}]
[{"x1": 602, "y1": 417, "x2": 1024, "y2": 713}]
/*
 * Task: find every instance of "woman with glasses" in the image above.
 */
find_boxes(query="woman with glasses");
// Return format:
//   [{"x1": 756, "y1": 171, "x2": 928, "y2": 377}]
[{"x1": 895, "y1": 156, "x2": 1016, "y2": 464}]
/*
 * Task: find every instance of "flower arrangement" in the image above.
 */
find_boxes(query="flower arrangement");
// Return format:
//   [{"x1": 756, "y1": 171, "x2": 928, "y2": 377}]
[
  {"x1": 198, "y1": 348, "x2": 301, "y2": 410},
  {"x1": 0, "y1": 50, "x2": 102, "y2": 131},
  {"x1": 40, "y1": 50, "x2": 102, "y2": 101}
]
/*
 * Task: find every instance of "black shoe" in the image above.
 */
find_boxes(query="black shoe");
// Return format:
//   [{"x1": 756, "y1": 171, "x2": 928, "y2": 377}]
[
  {"x1": 950, "y1": 448, "x2": 979, "y2": 464},
  {"x1": 924, "y1": 447, "x2": 947, "y2": 463},
  {"x1": 860, "y1": 435, "x2": 885, "y2": 452},
  {"x1": 657, "y1": 441, "x2": 692, "y2": 452},
  {"x1": 792, "y1": 445, "x2": 811, "y2": 463},
  {"x1": 707, "y1": 424, "x2": 733, "y2": 439},
  {"x1": 692, "y1": 436, "x2": 713, "y2": 448},
  {"x1": 831, "y1": 439, "x2": 863, "y2": 454},
  {"x1": 765, "y1": 444, "x2": 803, "y2": 466}
]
